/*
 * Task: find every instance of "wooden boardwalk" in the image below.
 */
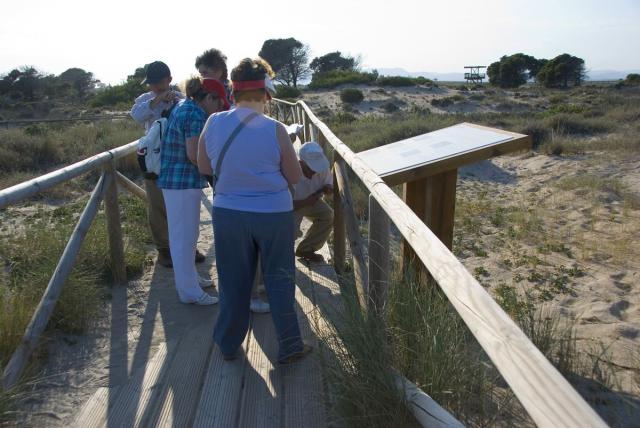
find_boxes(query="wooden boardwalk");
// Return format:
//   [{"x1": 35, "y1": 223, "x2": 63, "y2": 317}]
[{"x1": 74, "y1": 190, "x2": 340, "y2": 428}]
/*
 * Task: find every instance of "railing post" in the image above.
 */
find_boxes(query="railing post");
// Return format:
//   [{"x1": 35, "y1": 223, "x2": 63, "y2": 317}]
[
  {"x1": 368, "y1": 195, "x2": 390, "y2": 315},
  {"x1": 301, "y1": 108, "x2": 308, "y2": 142},
  {"x1": 332, "y1": 153, "x2": 346, "y2": 275},
  {"x1": 103, "y1": 161, "x2": 126, "y2": 284},
  {"x1": 310, "y1": 123, "x2": 319, "y2": 143}
]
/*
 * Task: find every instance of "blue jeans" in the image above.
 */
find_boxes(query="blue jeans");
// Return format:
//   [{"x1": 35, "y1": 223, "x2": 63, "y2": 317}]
[{"x1": 212, "y1": 207, "x2": 303, "y2": 362}]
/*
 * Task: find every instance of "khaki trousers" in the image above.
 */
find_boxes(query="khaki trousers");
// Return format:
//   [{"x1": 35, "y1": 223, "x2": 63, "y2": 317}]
[
  {"x1": 144, "y1": 178, "x2": 170, "y2": 252},
  {"x1": 294, "y1": 199, "x2": 333, "y2": 254}
]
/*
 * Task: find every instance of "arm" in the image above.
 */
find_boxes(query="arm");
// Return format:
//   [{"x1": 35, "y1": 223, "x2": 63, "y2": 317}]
[
  {"x1": 130, "y1": 93, "x2": 155, "y2": 124},
  {"x1": 276, "y1": 123, "x2": 302, "y2": 185},
  {"x1": 197, "y1": 117, "x2": 214, "y2": 175},
  {"x1": 186, "y1": 136, "x2": 199, "y2": 165},
  {"x1": 185, "y1": 109, "x2": 207, "y2": 166}
]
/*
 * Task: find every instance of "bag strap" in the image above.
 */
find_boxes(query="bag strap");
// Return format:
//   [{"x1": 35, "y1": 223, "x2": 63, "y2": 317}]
[{"x1": 212, "y1": 111, "x2": 259, "y2": 190}]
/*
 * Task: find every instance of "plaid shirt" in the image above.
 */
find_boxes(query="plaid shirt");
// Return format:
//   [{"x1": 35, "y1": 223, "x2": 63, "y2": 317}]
[{"x1": 158, "y1": 99, "x2": 208, "y2": 189}]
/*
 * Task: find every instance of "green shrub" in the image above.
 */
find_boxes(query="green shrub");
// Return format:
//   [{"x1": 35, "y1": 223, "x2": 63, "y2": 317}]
[
  {"x1": 340, "y1": 88, "x2": 364, "y2": 104},
  {"x1": 309, "y1": 70, "x2": 378, "y2": 89},
  {"x1": 380, "y1": 101, "x2": 399, "y2": 113},
  {"x1": 90, "y1": 79, "x2": 145, "y2": 107},
  {"x1": 274, "y1": 85, "x2": 301, "y2": 99},
  {"x1": 376, "y1": 75, "x2": 434, "y2": 87},
  {"x1": 430, "y1": 95, "x2": 464, "y2": 108}
]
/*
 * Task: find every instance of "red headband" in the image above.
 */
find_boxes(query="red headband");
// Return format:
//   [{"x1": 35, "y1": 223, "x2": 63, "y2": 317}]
[{"x1": 232, "y1": 80, "x2": 266, "y2": 91}]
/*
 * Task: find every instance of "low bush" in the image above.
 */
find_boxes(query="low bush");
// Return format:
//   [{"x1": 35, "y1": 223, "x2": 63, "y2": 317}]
[
  {"x1": 274, "y1": 85, "x2": 301, "y2": 99},
  {"x1": 376, "y1": 75, "x2": 434, "y2": 87},
  {"x1": 309, "y1": 70, "x2": 378, "y2": 89},
  {"x1": 340, "y1": 88, "x2": 364, "y2": 104},
  {"x1": 430, "y1": 95, "x2": 464, "y2": 108},
  {"x1": 380, "y1": 101, "x2": 399, "y2": 113}
]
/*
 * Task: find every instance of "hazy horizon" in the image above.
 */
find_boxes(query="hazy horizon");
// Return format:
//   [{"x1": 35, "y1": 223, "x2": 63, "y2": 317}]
[{"x1": 1, "y1": 0, "x2": 639, "y2": 85}]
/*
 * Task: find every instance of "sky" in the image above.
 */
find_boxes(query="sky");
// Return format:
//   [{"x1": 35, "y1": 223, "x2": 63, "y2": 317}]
[{"x1": 1, "y1": 0, "x2": 639, "y2": 84}]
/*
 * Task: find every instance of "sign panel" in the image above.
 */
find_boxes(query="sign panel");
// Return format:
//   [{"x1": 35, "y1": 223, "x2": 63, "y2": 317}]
[{"x1": 358, "y1": 123, "x2": 514, "y2": 177}]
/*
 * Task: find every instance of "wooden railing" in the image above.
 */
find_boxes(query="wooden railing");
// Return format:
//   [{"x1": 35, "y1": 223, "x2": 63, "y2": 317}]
[
  {"x1": 0, "y1": 141, "x2": 148, "y2": 389},
  {"x1": 269, "y1": 99, "x2": 608, "y2": 428}
]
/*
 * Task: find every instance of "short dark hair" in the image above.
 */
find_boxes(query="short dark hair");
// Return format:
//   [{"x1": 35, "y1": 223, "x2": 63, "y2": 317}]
[{"x1": 195, "y1": 49, "x2": 228, "y2": 80}]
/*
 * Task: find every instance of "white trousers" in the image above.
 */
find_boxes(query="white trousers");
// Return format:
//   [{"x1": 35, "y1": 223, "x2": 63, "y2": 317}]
[{"x1": 162, "y1": 188, "x2": 203, "y2": 303}]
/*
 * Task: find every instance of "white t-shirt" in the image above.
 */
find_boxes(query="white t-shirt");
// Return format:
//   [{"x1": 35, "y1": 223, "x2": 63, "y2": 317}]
[{"x1": 292, "y1": 169, "x2": 332, "y2": 201}]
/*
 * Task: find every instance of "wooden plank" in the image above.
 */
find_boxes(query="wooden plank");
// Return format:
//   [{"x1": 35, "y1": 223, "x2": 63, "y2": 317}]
[
  {"x1": 285, "y1": 99, "x2": 607, "y2": 428},
  {"x1": 193, "y1": 334, "x2": 251, "y2": 428},
  {"x1": 0, "y1": 140, "x2": 138, "y2": 209},
  {"x1": 332, "y1": 156, "x2": 346, "y2": 275},
  {"x1": 281, "y1": 276, "x2": 326, "y2": 428},
  {"x1": 401, "y1": 178, "x2": 427, "y2": 276},
  {"x1": 368, "y1": 195, "x2": 390, "y2": 315},
  {"x1": 73, "y1": 342, "x2": 176, "y2": 428},
  {"x1": 115, "y1": 171, "x2": 147, "y2": 202},
  {"x1": 237, "y1": 315, "x2": 281, "y2": 428},
  {"x1": 73, "y1": 386, "x2": 122, "y2": 428},
  {"x1": 150, "y1": 323, "x2": 214, "y2": 427},
  {"x1": 2, "y1": 173, "x2": 111, "y2": 389},
  {"x1": 425, "y1": 169, "x2": 457, "y2": 250},
  {"x1": 104, "y1": 162, "x2": 127, "y2": 284},
  {"x1": 334, "y1": 159, "x2": 368, "y2": 308}
]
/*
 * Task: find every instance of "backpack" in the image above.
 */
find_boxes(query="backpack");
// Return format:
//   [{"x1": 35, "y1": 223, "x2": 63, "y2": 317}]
[{"x1": 136, "y1": 118, "x2": 166, "y2": 179}]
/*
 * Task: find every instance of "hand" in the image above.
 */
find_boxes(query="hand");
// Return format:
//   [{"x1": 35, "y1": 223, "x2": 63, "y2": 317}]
[
  {"x1": 151, "y1": 91, "x2": 176, "y2": 108},
  {"x1": 304, "y1": 192, "x2": 321, "y2": 206}
]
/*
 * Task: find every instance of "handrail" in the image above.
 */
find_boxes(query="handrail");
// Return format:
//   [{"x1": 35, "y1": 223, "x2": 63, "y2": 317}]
[
  {"x1": 0, "y1": 141, "x2": 138, "y2": 209},
  {"x1": 1, "y1": 139, "x2": 146, "y2": 389},
  {"x1": 2, "y1": 173, "x2": 112, "y2": 388},
  {"x1": 272, "y1": 98, "x2": 607, "y2": 428}
]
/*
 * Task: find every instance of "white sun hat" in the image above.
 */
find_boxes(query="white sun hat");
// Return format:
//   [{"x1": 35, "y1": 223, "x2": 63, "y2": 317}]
[{"x1": 299, "y1": 142, "x2": 330, "y2": 173}]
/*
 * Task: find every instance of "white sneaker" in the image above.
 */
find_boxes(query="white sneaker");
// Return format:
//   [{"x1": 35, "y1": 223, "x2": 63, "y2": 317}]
[
  {"x1": 198, "y1": 275, "x2": 213, "y2": 288},
  {"x1": 250, "y1": 298, "x2": 270, "y2": 313},
  {"x1": 195, "y1": 293, "x2": 219, "y2": 305}
]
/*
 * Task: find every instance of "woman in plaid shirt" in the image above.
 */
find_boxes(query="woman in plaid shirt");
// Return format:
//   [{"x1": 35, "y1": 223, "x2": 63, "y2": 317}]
[{"x1": 158, "y1": 77, "x2": 229, "y2": 305}]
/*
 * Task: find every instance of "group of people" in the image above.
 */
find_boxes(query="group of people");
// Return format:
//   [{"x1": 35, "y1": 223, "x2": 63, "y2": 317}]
[{"x1": 130, "y1": 49, "x2": 334, "y2": 364}]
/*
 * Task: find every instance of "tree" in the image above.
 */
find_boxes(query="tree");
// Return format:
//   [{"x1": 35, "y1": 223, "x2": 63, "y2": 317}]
[
  {"x1": 536, "y1": 54, "x2": 586, "y2": 88},
  {"x1": 58, "y1": 68, "x2": 98, "y2": 97},
  {"x1": 487, "y1": 53, "x2": 544, "y2": 88},
  {"x1": 259, "y1": 38, "x2": 311, "y2": 88},
  {"x1": 10, "y1": 66, "x2": 42, "y2": 100},
  {"x1": 89, "y1": 65, "x2": 148, "y2": 107},
  {"x1": 310, "y1": 51, "x2": 356, "y2": 74}
]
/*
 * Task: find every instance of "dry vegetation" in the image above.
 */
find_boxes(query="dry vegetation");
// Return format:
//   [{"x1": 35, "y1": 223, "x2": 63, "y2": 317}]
[{"x1": 315, "y1": 82, "x2": 640, "y2": 426}]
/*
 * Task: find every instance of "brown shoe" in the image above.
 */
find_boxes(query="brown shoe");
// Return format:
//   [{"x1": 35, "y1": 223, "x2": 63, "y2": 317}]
[
  {"x1": 157, "y1": 250, "x2": 173, "y2": 268},
  {"x1": 279, "y1": 344, "x2": 313, "y2": 365},
  {"x1": 295, "y1": 250, "x2": 324, "y2": 263},
  {"x1": 195, "y1": 250, "x2": 206, "y2": 264}
]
